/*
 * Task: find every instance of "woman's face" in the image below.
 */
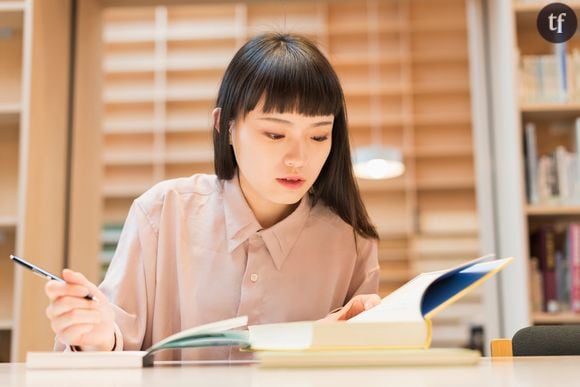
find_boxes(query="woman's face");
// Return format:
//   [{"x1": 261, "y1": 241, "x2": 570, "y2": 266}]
[{"x1": 230, "y1": 100, "x2": 334, "y2": 208}]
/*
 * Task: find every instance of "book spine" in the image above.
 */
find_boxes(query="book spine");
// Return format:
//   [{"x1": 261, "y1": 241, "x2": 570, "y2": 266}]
[
  {"x1": 554, "y1": 43, "x2": 568, "y2": 102},
  {"x1": 535, "y1": 227, "x2": 558, "y2": 312},
  {"x1": 529, "y1": 257, "x2": 544, "y2": 312},
  {"x1": 555, "y1": 146, "x2": 569, "y2": 204},
  {"x1": 574, "y1": 118, "x2": 580, "y2": 203},
  {"x1": 538, "y1": 156, "x2": 551, "y2": 204},
  {"x1": 525, "y1": 122, "x2": 539, "y2": 204},
  {"x1": 570, "y1": 223, "x2": 580, "y2": 312}
]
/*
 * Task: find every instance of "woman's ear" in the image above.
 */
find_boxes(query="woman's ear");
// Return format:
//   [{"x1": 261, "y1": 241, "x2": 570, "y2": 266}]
[{"x1": 212, "y1": 107, "x2": 222, "y2": 132}]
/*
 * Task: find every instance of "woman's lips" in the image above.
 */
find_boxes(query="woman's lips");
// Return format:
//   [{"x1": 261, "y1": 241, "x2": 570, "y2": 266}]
[{"x1": 276, "y1": 178, "x2": 305, "y2": 189}]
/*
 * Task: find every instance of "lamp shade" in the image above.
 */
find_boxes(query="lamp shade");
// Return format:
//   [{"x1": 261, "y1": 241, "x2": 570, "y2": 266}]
[{"x1": 353, "y1": 145, "x2": 405, "y2": 180}]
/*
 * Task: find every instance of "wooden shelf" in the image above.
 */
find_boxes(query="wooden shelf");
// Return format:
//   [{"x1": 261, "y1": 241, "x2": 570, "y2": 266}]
[
  {"x1": 409, "y1": 20, "x2": 466, "y2": 33},
  {"x1": 0, "y1": 216, "x2": 17, "y2": 228},
  {"x1": 0, "y1": 2, "x2": 25, "y2": 12},
  {"x1": 379, "y1": 269, "x2": 410, "y2": 283},
  {"x1": 344, "y1": 85, "x2": 409, "y2": 98},
  {"x1": 164, "y1": 151, "x2": 213, "y2": 164},
  {"x1": 330, "y1": 53, "x2": 407, "y2": 67},
  {"x1": 416, "y1": 177, "x2": 475, "y2": 190},
  {"x1": 102, "y1": 184, "x2": 151, "y2": 198},
  {"x1": 357, "y1": 177, "x2": 406, "y2": 193},
  {"x1": 526, "y1": 205, "x2": 580, "y2": 216},
  {"x1": 412, "y1": 82, "x2": 469, "y2": 94},
  {"x1": 327, "y1": 20, "x2": 404, "y2": 35},
  {"x1": 103, "y1": 119, "x2": 212, "y2": 134},
  {"x1": 414, "y1": 112, "x2": 471, "y2": 126},
  {"x1": 103, "y1": 153, "x2": 157, "y2": 166},
  {"x1": 0, "y1": 103, "x2": 20, "y2": 114},
  {"x1": 514, "y1": 1, "x2": 580, "y2": 13},
  {"x1": 104, "y1": 89, "x2": 216, "y2": 104},
  {"x1": 521, "y1": 102, "x2": 580, "y2": 120},
  {"x1": 411, "y1": 51, "x2": 468, "y2": 63},
  {"x1": 533, "y1": 311, "x2": 580, "y2": 324},
  {"x1": 0, "y1": 104, "x2": 19, "y2": 126},
  {"x1": 414, "y1": 146, "x2": 472, "y2": 157},
  {"x1": 0, "y1": 319, "x2": 12, "y2": 330},
  {"x1": 104, "y1": 29, "x2": 238, "y2": 44}
]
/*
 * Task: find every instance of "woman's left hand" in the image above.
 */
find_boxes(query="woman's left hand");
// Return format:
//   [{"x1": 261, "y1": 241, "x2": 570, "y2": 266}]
[{"x1": 319, "y1": 294, "x2": 381, "y2": 321}]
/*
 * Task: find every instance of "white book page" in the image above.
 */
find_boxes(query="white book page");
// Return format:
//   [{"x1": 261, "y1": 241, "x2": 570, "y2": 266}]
[
  {"x1": 348, "y1": 254, "x2": 496, "y2": 324},
  {"x1": 348, "y1": 272, "x2": 442, "y2": 323}
]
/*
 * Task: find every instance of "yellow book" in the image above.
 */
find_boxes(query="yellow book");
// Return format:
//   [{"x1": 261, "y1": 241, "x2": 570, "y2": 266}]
[
  {"x1": 27, "y1": 255, "x2": 512, "y2": 369},
  {"x1": 256, "y1": 348, "x2": 481, "y2": 368}
]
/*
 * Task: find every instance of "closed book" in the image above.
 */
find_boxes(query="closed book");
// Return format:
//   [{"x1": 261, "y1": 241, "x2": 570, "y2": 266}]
[{"x1": 256, "y1": 348, "x2": 480, "y2": 368}]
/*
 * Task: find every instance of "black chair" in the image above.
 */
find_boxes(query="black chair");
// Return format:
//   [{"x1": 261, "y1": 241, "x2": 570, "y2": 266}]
[{"x1": 491, "y1": 325, "x2": 580, "y2": 357}]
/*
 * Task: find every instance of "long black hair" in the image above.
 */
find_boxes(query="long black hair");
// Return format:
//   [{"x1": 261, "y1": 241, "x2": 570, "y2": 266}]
[{"x1": 213, "y1": 32, "x2": 378, "y2": 240}]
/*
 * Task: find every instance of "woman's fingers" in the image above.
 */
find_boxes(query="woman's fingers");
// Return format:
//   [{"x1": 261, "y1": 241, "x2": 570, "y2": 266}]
[
  {"x1": 62, "y1": 269, "x2": 107, "y2": 302},
  {"x1": 50, "y1": 308, "x2": 102, "y2": 334},
  {"x1": 46, "y1": 296, "x2": 97, "y2": 319},
  {"x1": 44, "y1": 280, "x2": 92, "y2": 302},
  {"x1": 325, "y1": 294, "x2": 382, "y2": 321}
]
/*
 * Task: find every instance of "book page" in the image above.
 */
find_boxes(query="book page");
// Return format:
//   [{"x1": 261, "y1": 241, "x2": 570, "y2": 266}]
[
  {"x1": 348, "y1": 272, "x2": 442, "y2": 323},
  {"x1": 348, "y1": 254, "x2": 496, "y2": 324},
  {"x1": 147, "y1": 316, "x2": 248, "y2": 352}
]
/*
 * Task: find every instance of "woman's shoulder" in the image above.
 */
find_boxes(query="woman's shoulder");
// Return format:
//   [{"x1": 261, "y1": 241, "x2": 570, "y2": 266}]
[
  {"x1": 308, "y1": 199, "x2": 353, "y2": 236},
  {"x1": 134, "y1": 174, "x2": 222, "y2": 213},
  {"x1": 308, "y1": 198, "x2": 377, "y2": 246},
  {"x1": 143, "y1": 174, "x2": 219, "y2": 197}
]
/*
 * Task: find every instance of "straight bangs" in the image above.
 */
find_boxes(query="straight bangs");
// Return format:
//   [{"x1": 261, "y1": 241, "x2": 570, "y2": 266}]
[{"x1": 231, "y1": 35, "x2": 344, "y2": 118}]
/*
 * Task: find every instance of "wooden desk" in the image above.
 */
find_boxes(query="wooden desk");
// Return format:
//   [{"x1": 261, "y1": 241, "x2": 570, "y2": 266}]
[{"x1": 1, "y1": 357, "x2": 580, "y2": 387}]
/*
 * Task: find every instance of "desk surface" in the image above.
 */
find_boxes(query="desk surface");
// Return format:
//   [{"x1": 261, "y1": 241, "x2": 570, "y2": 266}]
[{"x1": 1, "y1": 357, "x2": 580, "y2": 387}]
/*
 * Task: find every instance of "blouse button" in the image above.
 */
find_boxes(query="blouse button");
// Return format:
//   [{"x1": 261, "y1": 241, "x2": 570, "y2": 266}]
[{"x1": 250, "y1": 273, "x2": 259, "y2": 282}]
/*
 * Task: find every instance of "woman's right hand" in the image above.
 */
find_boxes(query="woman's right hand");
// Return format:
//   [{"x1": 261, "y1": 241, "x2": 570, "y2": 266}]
[{"x1": 44, "y1": 269, "x2": 116, "y2": 351}]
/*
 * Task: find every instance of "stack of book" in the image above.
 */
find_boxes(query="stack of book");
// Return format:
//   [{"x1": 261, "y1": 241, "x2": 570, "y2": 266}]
[
  {"x1": 524, "y1": 119, "x2": 580, "y2": 206},
  {"x1": 520, "y1": 45, "x2": 580, "y2": 103},
  {"x1": 529, "y1": 224, "x2": 580, "y2": 314}
]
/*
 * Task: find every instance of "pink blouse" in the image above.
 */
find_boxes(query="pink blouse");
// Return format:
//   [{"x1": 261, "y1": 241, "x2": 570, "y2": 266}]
[{"x1": 57, "y1": 173, "x2": 379, "y2": 360}]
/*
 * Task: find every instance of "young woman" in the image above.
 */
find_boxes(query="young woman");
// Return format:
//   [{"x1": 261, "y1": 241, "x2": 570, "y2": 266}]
[{"x1": 45, "y1": 32, "x2": 381, "y2": 360}]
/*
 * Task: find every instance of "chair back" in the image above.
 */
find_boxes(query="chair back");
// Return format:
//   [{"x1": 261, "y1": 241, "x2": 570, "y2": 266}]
[{"x1": 512, "y1": 325, "x2": 580, "y2": 356}]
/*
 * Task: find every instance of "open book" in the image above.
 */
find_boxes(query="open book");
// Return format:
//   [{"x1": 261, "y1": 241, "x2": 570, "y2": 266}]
[{"x1": 27, "y1": 254, "x2": 512, "y2": 369}]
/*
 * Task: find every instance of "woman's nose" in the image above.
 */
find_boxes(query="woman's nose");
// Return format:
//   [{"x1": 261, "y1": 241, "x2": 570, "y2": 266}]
[{"x1": 283, "y1": 141, "x2": 306, "y2": 168}]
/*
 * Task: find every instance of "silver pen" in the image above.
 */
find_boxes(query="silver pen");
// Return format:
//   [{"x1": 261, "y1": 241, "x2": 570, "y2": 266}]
[{"x1": 10, "y1": 254, "x2": 97, "y2": 301}]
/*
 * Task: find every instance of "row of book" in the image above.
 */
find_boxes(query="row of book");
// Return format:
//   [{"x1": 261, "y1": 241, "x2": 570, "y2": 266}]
[
  {"x1": 524, "y1": 119, "x2": 580, "y2": 205},
  {"x1": 529, "y1": 223, "x2": 580, "y2": 313},
  {"x1": 519, "y1": 45, "x2": 580, "y2": 103}
]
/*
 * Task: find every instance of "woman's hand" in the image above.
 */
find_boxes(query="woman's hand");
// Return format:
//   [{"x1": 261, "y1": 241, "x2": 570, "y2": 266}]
[
  {"x1": 319, "y1": 294, "x2": 381, "y2": 321},
  {"x1": 44, "y1": 269, "x2": 116, "y2": 351}
]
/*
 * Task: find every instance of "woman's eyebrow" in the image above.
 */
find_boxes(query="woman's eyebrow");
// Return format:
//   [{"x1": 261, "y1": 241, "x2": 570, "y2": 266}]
[{"x1": 257, "y1": 117, "x2": 333, "y2": 127}]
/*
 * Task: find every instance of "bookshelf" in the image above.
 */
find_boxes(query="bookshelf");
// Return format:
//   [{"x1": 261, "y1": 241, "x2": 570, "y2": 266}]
[
  {"x1": 514, "y1": 0, "x2": 580, "y2": 326},
  {"x1": 0, "y1": 2, "x2": 24, "y2": 363},
  {"x1": 0, "y1": 0, "x2": 83, "y2": 362},
  {"x1": 95, "y1": 0, "x2": 484, "y2": 350}
]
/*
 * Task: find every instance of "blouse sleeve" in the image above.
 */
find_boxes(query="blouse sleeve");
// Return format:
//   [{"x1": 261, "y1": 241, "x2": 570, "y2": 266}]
[
  {"x1": 345, "y1": 235, "x2": 380, "y2": 301},
  {"x1": 54, "y1": 200, "x2": 158, "y2": 351},
  {"x1": 98, "y1": 200, "x2": 158, "y2": 350}
]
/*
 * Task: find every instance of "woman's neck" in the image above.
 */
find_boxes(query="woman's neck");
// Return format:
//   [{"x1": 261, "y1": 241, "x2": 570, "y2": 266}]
[{"x1": 237, "y1": 173, "x2": 300, "y2": 229}]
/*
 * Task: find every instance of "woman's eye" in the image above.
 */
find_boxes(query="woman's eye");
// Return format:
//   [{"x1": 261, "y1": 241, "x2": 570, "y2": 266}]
[
  {"x1": 312, "y1": 135, "x2": 329, "y2": 142},
  {"x1": 266, "y1": 133, "x2": 284, "y2": 140}
]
